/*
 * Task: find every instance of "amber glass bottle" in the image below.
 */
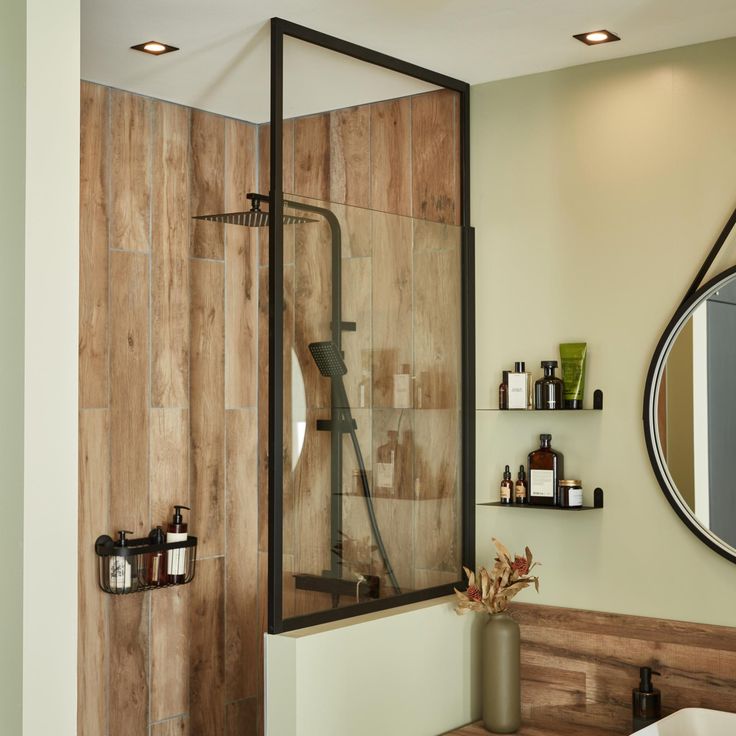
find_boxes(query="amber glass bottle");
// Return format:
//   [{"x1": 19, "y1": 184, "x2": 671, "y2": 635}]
[{"x1": 528, "y1": 434, "x2": 564, "y2": 506}]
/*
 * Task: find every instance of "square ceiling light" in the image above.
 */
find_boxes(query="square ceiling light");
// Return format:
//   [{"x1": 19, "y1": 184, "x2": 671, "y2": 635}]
[
  {"x1": 573, "y1": 30, "x2": 621, "y2": 46},
  {"x1": 130, "y1": 41, "x2": 179, "y2": 56}
]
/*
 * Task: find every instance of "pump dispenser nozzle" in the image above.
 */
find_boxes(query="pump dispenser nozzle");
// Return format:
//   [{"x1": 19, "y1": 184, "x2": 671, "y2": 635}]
[
  {"x1": 639, "y1": 667, "x2": 661, "y2": 694},
  {"x1": 115, "y1": 530, "x2": 134, "y2": 546},
  {"x1": 172, "y1": 505, "x2": 190, "y2": 525}
]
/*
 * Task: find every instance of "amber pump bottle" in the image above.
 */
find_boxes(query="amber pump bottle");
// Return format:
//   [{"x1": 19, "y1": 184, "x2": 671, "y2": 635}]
[
  {"x1": 166, "y1": 504, "x2": 190, "y2": 583},
  {"x1": 528, "y1": 434, "x2": 564, "y2": 506},
  {"x1": 632, "y1": 667, "x2": 662, "y2": 731}
]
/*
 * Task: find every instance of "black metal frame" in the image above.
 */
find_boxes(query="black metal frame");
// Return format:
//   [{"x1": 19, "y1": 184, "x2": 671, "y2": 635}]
[
  {"x1": 643, "y1": 202, "x2": 736, "y2": 566},
  {"x1": 268, "y1": 17, "x2": 475, "y2": 634}
]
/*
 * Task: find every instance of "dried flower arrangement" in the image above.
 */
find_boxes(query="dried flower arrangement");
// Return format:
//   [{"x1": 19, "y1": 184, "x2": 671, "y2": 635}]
[{"x1": 454, "y1": 538, "x2": 540, "y2": 615}]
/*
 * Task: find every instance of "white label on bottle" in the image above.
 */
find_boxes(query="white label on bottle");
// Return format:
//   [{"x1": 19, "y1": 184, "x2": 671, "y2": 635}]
[
  {"x1": 376, "y1": 462, "x2": 394, "y2": 489},
  {"x1": 393, "y1": 373, "x2": 411, "y2": 408},
  {"x1": 566, "y1": 487, "x2": 583, "y2": 506},
  {"x1": 507, "y1": 373, "x2": 528, "y2": 409},
  {"x1": 167, "y1": 531, "x2": 187, "y2": 576},
  {"x1": 109, "y1": 556, "x2": 132, "y2": 592},
  {"x1": 530, "y1": 469, "x2": 554, "y2": 497}
]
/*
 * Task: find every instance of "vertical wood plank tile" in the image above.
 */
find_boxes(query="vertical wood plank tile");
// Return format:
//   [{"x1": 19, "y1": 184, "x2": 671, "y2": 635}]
[
  {"x1": 341, "y1": 257, "x2": 372, "y2": 409},
  {"x1": 109, "y1": 251, "x2": 149, "y2": 536},
  {"x1": 370, "y1": 98, "x2": 411, "y2": 217},
  {"x1": 191, "y1": 110, "x2": 225, "y2": 260},
  {"x1": 294, "y1": 114, "x2": 330, "y2": 201},
  {"x1": 110, "y1": 89, "x2": 151, "y2": 251},
  {"x1": 371, "y1": 213, "x2": 413, "y2": 408},
  {"x1": 109, "y1": 595, "x2": 149, "y2": 736},
  {"x1": 150, "y1": 408, "x2": 189, "y2": 529},
  {"x1": 190, "y1": 259, "x2": 225, "y2": 558},
  {"x1": 414, "y1": 249, "x2": 461, "y2": 409},
  {"x1": 189, "y1": 557, "x2": 225, "y2": 736},
  {"x1": 330, "y1": 105, "x2": 370, "y2": 208},
  {"x1": 79, "y1": 82, "x2": 109, "y2": 408},
  {"x1": 151, "y1": 717, "x2": 189, "y2": 736},
  {"x1": 257, "y1": 549, "x2": 269, "y2": 731},
  {"x1": 152, "y1": 101, "x2": 190, "y2": 408},
  {"x1": 225, "y1": 409, "x2": 259, "y2": 701},
  {"x1": 225, "y1": 698, "x2": 258, "y2": 736},
  {"x1": 257, "y1": 120, "x2": 295, "y2": 268},
  {"x1": 411, "y1": 90, "x2": 460, "y2": 225},
  {"x1": 257, "y1": 265, "x2": 269, "y2": 555},
  {"x1": 414, "y1": 409, "x2": 459, "y2": 500},
  {"x1": 225, "y1": 119, "x2": 258, "y2": 409},
  {"x1": 413, "y1": 496, "x2": 459, "y2": 573},
  {"x1": 151, "y1": 585, "x2": 191, "y2": 722},
  {"x1": 78, "y1": 409, "x2": 109, "y2": 736}
]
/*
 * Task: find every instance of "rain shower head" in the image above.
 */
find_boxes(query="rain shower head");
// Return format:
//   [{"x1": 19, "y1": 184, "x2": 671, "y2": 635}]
[
  {"x1": 193, "y1": 193, "x2": 317, "y2": 228},
  {"x1": 308, "y1": 342, "x2": 347, "y2": 378}
]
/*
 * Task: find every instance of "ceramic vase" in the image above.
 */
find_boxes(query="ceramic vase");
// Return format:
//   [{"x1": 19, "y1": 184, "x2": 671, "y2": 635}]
[{"x1": 482, "y1": 612, "x2": 521, "y2": 733}]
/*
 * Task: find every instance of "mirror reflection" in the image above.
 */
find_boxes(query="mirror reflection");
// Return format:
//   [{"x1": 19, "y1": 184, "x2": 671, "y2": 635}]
[{"x1": 657, "y1": 273, "x2": 736, "y2": 548}]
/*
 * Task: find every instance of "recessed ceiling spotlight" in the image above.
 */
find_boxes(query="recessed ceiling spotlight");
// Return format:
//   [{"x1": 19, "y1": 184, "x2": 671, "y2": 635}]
[
  {"x1": 130, "y1": 41, "x2": 179, "y2": 56},
  {"x1": 573, "y1": 30, "x2": 621, "y2": 46}
]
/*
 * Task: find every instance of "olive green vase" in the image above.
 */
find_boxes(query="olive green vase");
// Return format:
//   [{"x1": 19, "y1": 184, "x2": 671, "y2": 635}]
[{"x1": 482, "y1": 612, "x2": 521, "y2": 733}]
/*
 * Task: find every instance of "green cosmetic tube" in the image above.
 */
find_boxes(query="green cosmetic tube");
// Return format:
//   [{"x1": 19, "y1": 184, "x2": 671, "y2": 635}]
[{"x1": 559, "y1": 342, "x2": 587, "y2": 409}]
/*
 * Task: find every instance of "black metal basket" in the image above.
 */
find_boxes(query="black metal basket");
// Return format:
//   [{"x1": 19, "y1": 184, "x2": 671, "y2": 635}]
[{"x1": 95, "y1": 530, "x2": 197, "y2": 594}]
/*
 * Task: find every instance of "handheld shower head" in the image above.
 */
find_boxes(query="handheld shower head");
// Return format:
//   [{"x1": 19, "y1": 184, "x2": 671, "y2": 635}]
[{"x1": 308, "y1": 342, "x2": 347, "y2": 378}]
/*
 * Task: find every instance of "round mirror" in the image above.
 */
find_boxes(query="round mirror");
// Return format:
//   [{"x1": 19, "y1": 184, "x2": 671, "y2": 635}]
[{"x1": 644, "y1": 264, "x2": 736, "y2": 563}]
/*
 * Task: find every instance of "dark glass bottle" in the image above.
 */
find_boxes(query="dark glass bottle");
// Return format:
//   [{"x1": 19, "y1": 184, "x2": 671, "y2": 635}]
[
  {"x1": 146, "y1": 526, "x2": 167, "y2": 587},
  {"x1": 514, "y1": 465, "x2": 528, "y2": 504},
  {"x1": 632, "y1": 667, "x2": 662, "y2": 732},
  {"x1": 498, "y1": 370, "x2": 509, "y2": 410},
  {"x1": 528, "y1": 434, "x2": 564, "y2": 506},
  {"x1": 534, "y1": 360, "x2": 564, "y2": 410},
  {"x1": 499, "y1": 465, "x2": 513, "y2": 505}
]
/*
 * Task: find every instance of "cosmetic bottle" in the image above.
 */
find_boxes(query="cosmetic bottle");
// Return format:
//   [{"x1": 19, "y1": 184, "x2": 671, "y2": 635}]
[
  {"x1": 500, "y1": 465, "x2": 513, "y2": 504},
  {"x1": 514, "y1": 465, "x2": 528, "y2": 504},
  {"x1": 507, "y1": 361, "x2": 532, "y2": 410},
  {"x1": 534, "y1": 361, "x2": 564, "y2": 410},
  {"x1": 110, "y1": 530, "x2": 135, "y2": 593},
  {"x1": 528, "y1": 434, "x2": 564, "y2": 506},
  {"x1": 146, "y1": 526, "x2": 167, "y2": 587},
  {"x1": 498, "y1": 370, "x2": 509, "y2": 410},
  {"x1": 558, "y1": 480, "x2": 583, "y2": 508},
  {"x1": 166, "y1": 505, "x2": 190, "y2": 583},
  {"x1": 632, "y1": 667, "x2": 662, "y2": 732}
]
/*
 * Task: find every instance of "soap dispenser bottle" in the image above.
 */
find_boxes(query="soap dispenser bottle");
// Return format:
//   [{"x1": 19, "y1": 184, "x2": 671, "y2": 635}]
[
  {"x1": 166, "y1": 505, "x2": 190, "y2": 583},
  {"x1": 110, "y1": 530, "x2": 135, "y2": 593},
  {"x1": 632, "y1": 666, "x2": 662, "y2": 732},
  {"x1": 146, "y1": 526, "x2": 167, "y2": 587}
]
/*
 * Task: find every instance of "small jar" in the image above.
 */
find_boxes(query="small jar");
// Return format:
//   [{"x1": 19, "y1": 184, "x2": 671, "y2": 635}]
[{"x1": 558, "y1": 480, "x2": 583, "y2": 508}]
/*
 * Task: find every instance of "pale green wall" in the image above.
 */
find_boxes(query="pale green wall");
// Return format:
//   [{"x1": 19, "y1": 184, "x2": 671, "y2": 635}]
[
  {"x1": 473, "y1": 36, "x2": 736, "y2": 627},
  {"x1": 0, "y1": 0, "x2": 25, "y2": 731}
]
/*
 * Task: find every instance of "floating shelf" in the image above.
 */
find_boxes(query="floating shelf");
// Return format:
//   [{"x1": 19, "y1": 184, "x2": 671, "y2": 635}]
[
  {"x1": 478, "y1": 487, "x2": 604, "y2": 510},
  {"x1": 486, "y1": 388, "x2": 604, "y2": 412}
]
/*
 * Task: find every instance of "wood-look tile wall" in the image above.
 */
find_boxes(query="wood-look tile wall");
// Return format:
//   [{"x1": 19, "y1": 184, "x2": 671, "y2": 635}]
[
  {"x1": 79, "y1": 82, "x2": 259, "y2": 736},
  {"x1": 80, "y1": 80, "x2": 462, "y2": 734}
]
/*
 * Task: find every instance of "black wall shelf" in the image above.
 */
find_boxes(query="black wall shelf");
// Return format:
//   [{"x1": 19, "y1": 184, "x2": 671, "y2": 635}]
[{"x1": 479, "y1": 487, "x2": 604, "y2": 510}]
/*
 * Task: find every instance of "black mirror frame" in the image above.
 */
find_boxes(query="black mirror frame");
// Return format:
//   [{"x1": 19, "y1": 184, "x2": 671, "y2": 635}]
[{"x1": 643, "y1": 262, "x2": 736, "y2": 565}]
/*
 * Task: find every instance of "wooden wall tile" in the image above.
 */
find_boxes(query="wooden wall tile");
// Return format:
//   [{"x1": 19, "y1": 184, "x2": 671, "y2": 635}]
[
  {"x1": 78, "y1": 409, "x2": 109, "y2": 736},
  {"x1": 411, "y1": 90, "x2": 460, "y2": 225},
  {"x1": 109, "y1": 595, "x2": 148, "y2": 736},
  {"x1": 225, "y1": 409, "x2": 259, "y2": 701},
  {"x1": 294, "y1": 114, "x2": 330, "y2": 201},
  {"x1": 256, "y1": 120, "x2": 294, "y2": 268},
  {"x1": 151, "y1": 586, "x2": 191, "y2": 722},
  {"x1": 225, "y1": 119, "x2": 258, "y2": 409},
  {"x1": 225, "y1": 699, "x2": 258, "y2": 736},
  {"x1": 151, "y1": 716, "x2": 189, "y2": 736},
  {"x1": 414, "y1": 249, "x2": 461, "y2": 409},
  {"x1": 110, "y1": 90, "x2": 151, "y2": 251},
  {"x1": 257, "y1": 266, "x2": 269, "y2": 555},
  {"x1": 190, "y1": 259, "x2": 225, "y2": 558},
  {"x1": 330, "y1": 105, "x2": 370, "y2": 208},
  {"x1": 414, "y1": 409, "x2": 459, "y2": 500},
  {"x1": 370, "y1": 98, "x2": 411, "y2": 217},
  {"x1": 341, "y1": 257, "x2": 372, "y2": 409},
  {"x1": 79, "y1": 82, "x2": 109, "y2": 408},
  {"x1": 257, "y1": 550, "x2": 268, "y2": 732},
  {"x1": 191, "y1": 110, "x2": 225, "y2": 260},
  {"x1": 150, "y1": 408, "x2": 189, "y2": 535},
  {"x1": 109, "y1": 251, "x2": 149, "y2": 536},
  {"x1": 189, "y1": 558, "x2": 225, "y2": 736},
  {"x1": 152, "y1": 101, "x2": 190, "y2": 408},
  {"x1": 413, "y1": 496, "x2": 458, "y2": 574},
  {"x1": 371, "y1": 213, "x2": 413, "y2": 408}
]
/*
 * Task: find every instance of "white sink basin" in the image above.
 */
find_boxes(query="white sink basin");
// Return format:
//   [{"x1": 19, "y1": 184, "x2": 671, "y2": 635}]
[{"x1": 633, "y1": 708, "x2": 736, "y2": 735}]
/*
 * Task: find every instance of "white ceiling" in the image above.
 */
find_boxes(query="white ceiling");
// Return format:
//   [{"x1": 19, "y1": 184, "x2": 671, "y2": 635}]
[{"x1": 82, "y1": 0, "x2": 736, "y2": 123}]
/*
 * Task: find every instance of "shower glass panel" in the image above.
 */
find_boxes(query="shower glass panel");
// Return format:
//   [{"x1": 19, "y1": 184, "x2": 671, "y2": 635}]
[{"x1": 270, "y1": 22, "x2": 473, "y2": 631}]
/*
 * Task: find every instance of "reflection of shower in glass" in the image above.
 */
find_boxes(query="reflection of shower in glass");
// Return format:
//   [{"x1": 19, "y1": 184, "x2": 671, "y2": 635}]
[
  {"x1": 308, "y1": 341, "x2": 401, "y2": 594},
  {"x1": 194, "y1": 192, "x2": 402, "y2": 598}
]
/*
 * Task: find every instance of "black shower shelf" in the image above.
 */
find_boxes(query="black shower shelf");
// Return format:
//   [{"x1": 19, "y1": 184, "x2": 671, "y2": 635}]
[
  {"x1": 478, "y1": 487, "x2": 604, "y2": 510},
  {"x1": 95, "y1": 531, "x2": 197, "y2": 595},
  {"x1": 484, "y1": 388, "x2": 604, "y2": 412}
]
